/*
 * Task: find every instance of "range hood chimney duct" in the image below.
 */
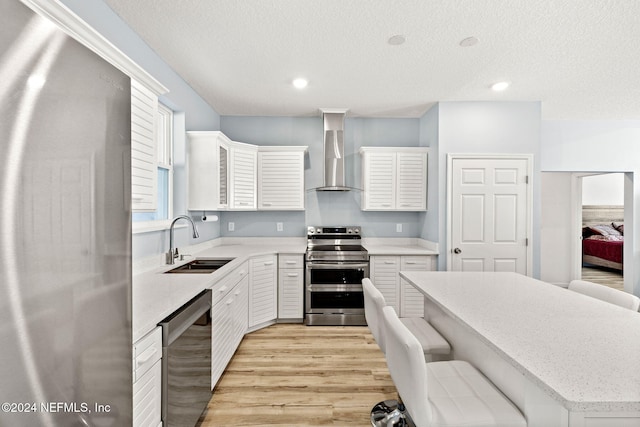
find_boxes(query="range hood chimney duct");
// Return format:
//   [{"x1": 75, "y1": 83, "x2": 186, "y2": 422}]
[{"x1": 316, "y1": 108, "x2": 352, "y2": 191}]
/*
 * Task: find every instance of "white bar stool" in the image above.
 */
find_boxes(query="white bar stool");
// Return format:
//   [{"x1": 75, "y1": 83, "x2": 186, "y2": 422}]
[{"x1": 382, "y1": 306, "x2": 527, "y2": 427}]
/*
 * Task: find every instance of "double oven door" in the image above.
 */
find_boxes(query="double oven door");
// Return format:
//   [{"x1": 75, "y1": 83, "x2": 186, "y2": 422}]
[{"x1": 305, "y1": 261, "x2": 369, "y2": 326}]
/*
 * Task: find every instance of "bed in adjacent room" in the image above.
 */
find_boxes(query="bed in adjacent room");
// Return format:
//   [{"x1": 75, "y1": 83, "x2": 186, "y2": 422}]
[{"x1": 582, "y1": 205, "x2": 624, "y2": 271}]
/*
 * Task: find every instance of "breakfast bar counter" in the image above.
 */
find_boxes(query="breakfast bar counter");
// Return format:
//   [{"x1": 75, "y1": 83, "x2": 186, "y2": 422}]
[{"x1": 399, "y1": 271, "x2": 640, "y2": 427}]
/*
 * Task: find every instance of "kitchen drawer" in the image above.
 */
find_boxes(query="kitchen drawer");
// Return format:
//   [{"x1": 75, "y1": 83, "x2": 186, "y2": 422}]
[
  {"x1": 133, "y1": 326, "x2": 162, "y2": 383},
  {"x1": 400, "y1": 256, "x2": 434, "y2": 270},
  {"x1": 279, "y1": 254, "x2": 303, "y2": 269},
  {"x1": 211, "y1": 261, "x2": 248, "y2": 306},
  {"x1": 132, "y1": 358, "x2": 161, "y2": 427}
]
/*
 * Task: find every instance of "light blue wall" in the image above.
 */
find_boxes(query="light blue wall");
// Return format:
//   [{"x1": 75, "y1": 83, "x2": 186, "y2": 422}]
[
  {"x1": 541, "y1": 120, "x2": 640, "y2": 296},
  {"x1": 418, "y1": 104, "x2": 439, "y2": 243},
  {"x1": 59, "y1": 0, "x2": 223, "y2": 260},
  {"x1": 220, "y1": 116, "x2": 423, "y2": 237}
]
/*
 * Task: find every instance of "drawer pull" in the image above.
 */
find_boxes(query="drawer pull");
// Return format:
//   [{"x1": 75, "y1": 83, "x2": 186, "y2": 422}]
[
  {"x1": 234, "y1": 290, "x2": 241, "y2": 296},
  {"x1": 384, "y1": 261, "x2": 395, "y2": 264},
  {"x1": 226, "y1": 299, "x2": 233, "y2": 305},
  {"x1": 136, "y1": 348, "x2": 157, "y2": 367},
  {"x1": 264, "y1": 261, "x2": 274, "y2": 266},
  {"x1": 405, "y1": 261, "x2": 417, "y2": 264},
  {"x1": 287, "y1": 273, "x2": 299, "y2": 277},
  {"x1": 219, "y1": 286, "x2": 228, "y2": 293},
  {"x1": 239, "y1": 270, "x2": 245, "y2": 275},
  {"x1": 285, "y1": 260, "x2": 297, "y2": 265}
]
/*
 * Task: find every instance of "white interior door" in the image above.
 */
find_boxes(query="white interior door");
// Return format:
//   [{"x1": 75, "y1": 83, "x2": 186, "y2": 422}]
[{"x1": 449, "y1": 156, "x2": 531, "y2": 274}]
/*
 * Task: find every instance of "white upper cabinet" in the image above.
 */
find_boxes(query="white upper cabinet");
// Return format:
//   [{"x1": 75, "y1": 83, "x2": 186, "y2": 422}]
[
  {"x1": 188, "y1": 131, "x2": 307, "y2": 211},
  {"x1": 229, "y1": 141, "x2": 258, "y2": 210},
  {"x1": 360, "y1": 147, "x2": 428, "y2": 211},
  {"x1": 131, "y1": 80, "x2": 158, "y2": 212},
  {"x1": 187, "y1": 131, "x2": 230, "y2": 211},
  {"x1": 257, "y1": 146, "x2": 307, "y2": 210}
]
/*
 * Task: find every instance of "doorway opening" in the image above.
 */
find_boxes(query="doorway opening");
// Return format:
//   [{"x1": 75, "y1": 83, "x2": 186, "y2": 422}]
[
  {"x1": 579, "y1": 173, "x2": 625, "y2": 291},
  {"x1": 540, "y1": 171, "x2": 634, "y2": 294}
]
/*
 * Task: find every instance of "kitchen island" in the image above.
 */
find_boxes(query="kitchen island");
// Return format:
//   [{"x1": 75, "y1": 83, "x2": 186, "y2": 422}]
[{"x1": 400, "y1": 271, "x2": 640, "y2": 427}]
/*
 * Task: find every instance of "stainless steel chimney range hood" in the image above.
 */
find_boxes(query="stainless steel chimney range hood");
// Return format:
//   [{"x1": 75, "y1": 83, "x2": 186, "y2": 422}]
[{"x1": 315, "y1": 108, "x2": 358, "y2": 192}]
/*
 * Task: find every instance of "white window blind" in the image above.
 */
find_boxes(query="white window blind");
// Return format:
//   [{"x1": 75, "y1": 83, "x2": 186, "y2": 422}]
[{"x1": 131, "y1": 79, "x2": 158, "y2": 212}]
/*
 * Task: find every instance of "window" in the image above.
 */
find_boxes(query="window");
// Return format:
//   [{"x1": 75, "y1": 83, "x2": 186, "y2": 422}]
[{"x1": 132, "y1": 102, "x2": 174, "y2": 232}]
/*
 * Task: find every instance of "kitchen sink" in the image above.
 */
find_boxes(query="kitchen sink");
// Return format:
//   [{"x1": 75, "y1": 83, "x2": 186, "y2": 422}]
[{"x1": 164, "y1": 258, "x2": 235, "y2": 274}]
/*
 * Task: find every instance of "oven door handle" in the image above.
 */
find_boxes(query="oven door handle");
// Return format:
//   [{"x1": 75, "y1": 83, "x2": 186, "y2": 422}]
[{"x1": 306, "y1": 262, "x2": 369, "y2": 269}]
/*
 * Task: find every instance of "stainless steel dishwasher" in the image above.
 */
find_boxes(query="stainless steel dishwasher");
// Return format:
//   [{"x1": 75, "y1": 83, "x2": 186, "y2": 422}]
[{"x1": 159, "y1": 290, "x2": 212, "y2": 427}]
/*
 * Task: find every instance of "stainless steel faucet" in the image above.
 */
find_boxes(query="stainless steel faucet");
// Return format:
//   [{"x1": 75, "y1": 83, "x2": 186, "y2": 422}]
[{"x1": 166, "y1": 215, "x2": 200, "y2": 264}]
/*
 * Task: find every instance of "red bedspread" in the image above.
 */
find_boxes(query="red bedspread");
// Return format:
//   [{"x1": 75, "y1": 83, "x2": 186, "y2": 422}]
[{"x1": 583, "y1": 237, "x2": 623, "y2": 264}]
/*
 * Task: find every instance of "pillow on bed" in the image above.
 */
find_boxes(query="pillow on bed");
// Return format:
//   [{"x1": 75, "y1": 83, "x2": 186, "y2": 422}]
[
  {"x1": 586, "y1": 234, "x2": 624, "y2": 242},
  {"x1": 589, "y1": 224, "x2": 622, "y2": 236},
  {"x1": 612, "y1": 221, "x2": 624, "y2": 235}
]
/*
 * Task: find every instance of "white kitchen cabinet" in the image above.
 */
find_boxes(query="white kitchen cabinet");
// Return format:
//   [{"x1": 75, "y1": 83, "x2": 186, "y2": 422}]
[
  {"x1": 211, "y1": 263, "x2": 249, "y2": 389},
  {"x1": 360, "y1": 147, "x2": 428, "y2": 211},
  {"x1": 369, "y1": 255, "x2": 436, "y2": 317},
  {"x1": 187, "y1": 131, "x2": 230, "y2": 211},
  {"x1": 229, "y1": 141, "x2": 258, "y2": 210},
  {"x1": 249, "y1": 254, "x2": 278, "y2": 329},
  {"x1": 131, "y1": 79, "x2": 158, "y2": 212},
  {"x1": 370, "y1": 256, "x2": 401, "y2": 312},
  {"x1": 278, "y1": 254, "x2": 304, "y2": 321},
  {"x1": 132, "y1": 327, "x2": 162, "y2": 427},
  {"x1": 399, "y1": 256, "x2": 436, "y2": 317},
  {"x1": 257, "y1": 147, "x2": 307, "y2": 210}
]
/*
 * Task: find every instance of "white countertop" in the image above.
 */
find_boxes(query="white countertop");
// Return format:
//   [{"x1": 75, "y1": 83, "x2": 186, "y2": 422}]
[
  {"x1": 132, "y1": 241, "x2": 306, "y2": 342},
  {"x1": 400, "y1": 271, "x2": 640, "y2": 412},
  {"x1": 364, "y1": 244, "x2": 438, "y2": 256},
  {"x1": 362, "y1": 237, "x2": 438, "y2": 256},
  {"x1": 132, "y1": 237, "x2": 437, "y2": 342}
]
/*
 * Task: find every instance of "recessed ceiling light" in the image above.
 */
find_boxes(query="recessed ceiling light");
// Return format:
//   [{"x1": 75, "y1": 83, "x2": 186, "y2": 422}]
[
  {"x1": 292, "y1": 78, "x2": 308, "y2": 89},
  {"x1": 491, "y1": 81, "x2": 511, "y2": 91},
  {"x1": 387, "y1": 35, "x2": 406, "y2": 46},
  {"x1": 459, "y1": 36, "x2": 479, "y2": 47}
]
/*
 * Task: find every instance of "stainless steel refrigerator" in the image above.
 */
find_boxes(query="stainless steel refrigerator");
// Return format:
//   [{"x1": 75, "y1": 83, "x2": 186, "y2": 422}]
[{"x1": 0, "y1": 0, "x2": 132, "y2": 425}]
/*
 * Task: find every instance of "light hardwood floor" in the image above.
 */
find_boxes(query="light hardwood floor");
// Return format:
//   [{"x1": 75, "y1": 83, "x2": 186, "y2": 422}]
[
  {"x1": 581, "y1": 266, "x2": 624, "y2": 291},
  {"x1": 197, "y1": 324, "x2": 397, "y2": 427}
]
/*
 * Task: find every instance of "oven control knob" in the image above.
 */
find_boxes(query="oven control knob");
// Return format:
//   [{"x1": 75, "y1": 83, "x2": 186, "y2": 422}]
[
  {"x1": 353, "y1": 227, "x2": 360, "y2": 234},
  {"x1": 347, "y1": 228, "x2": 353, "y2": 234},
  {"x1": 316, "y1": 228, "x2": 321, "y2": 233},
  {"x1": 307, "y1": 227, "x2": 314, "y2": 234}
]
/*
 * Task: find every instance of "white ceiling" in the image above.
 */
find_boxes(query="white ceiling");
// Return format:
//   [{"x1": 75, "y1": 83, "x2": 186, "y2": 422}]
[{"x1": 104, "y1": 0, "x2": 640, "y2": 119}]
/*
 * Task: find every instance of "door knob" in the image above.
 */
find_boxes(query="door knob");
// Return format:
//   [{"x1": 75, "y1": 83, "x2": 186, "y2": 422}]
[{"x1": 453, "y1": 248, "x2": 462, "y2": 254}]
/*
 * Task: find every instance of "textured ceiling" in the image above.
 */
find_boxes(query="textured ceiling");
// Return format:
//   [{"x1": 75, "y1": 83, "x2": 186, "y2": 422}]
[{"x1": 104, "y1": 0, "x2": 640, "y2": 119}]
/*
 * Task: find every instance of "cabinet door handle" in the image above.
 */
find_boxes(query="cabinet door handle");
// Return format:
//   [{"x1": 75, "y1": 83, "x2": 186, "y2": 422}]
[
  {"x1": 384, "y1": 261, "x2": 395, "y2": 264},
  {"x1": 239, "y1": 270, "x2": 245, "y2": 275},
  {"x1": 219, "y1": 286, "x2": 228, "y2": 293},
  {"x1": 226, "y1": 299, "x2": 233, "y2": 305},
  {"x1": 405, "y1": 261, "x2": 417, "y2": 264},
  {"x1": 381, "y1": 203, "x2": 391, "y2": 207},
  {"x1": 136, "y1": 348, "x2": 157, "y2": 367},
  {"x1": 287, "y1": 273, "x2": 299, "y2": 277},
  {"x1": 239, "y1": 202, "x2": 250, "y2": 205},
  {"x1": 264, "y1": 261, "x2": 274, "y2": 266},
  {"x1": 262, "y1": 202, "x2": 272, "y2": 206},
  {"x1": 234, "y1": 290, "x2": 241, "y2": 296},
  {"x1": 400, "y1": 203, "x2": 411, "y2": 207},
  {"x1": 285, "y1": 260, "x2": 296, "y2": 265}
]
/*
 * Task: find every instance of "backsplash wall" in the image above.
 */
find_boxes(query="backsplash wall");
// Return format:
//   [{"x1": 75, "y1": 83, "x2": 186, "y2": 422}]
[{"x1": 219, "y1": 116, "x2": 425, "y2": 237}]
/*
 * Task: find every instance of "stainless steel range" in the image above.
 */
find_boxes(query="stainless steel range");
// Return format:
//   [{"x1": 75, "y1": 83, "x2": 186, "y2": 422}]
[{"x1": 305, "y1": 226, "x2": 369, "y2": 326}]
